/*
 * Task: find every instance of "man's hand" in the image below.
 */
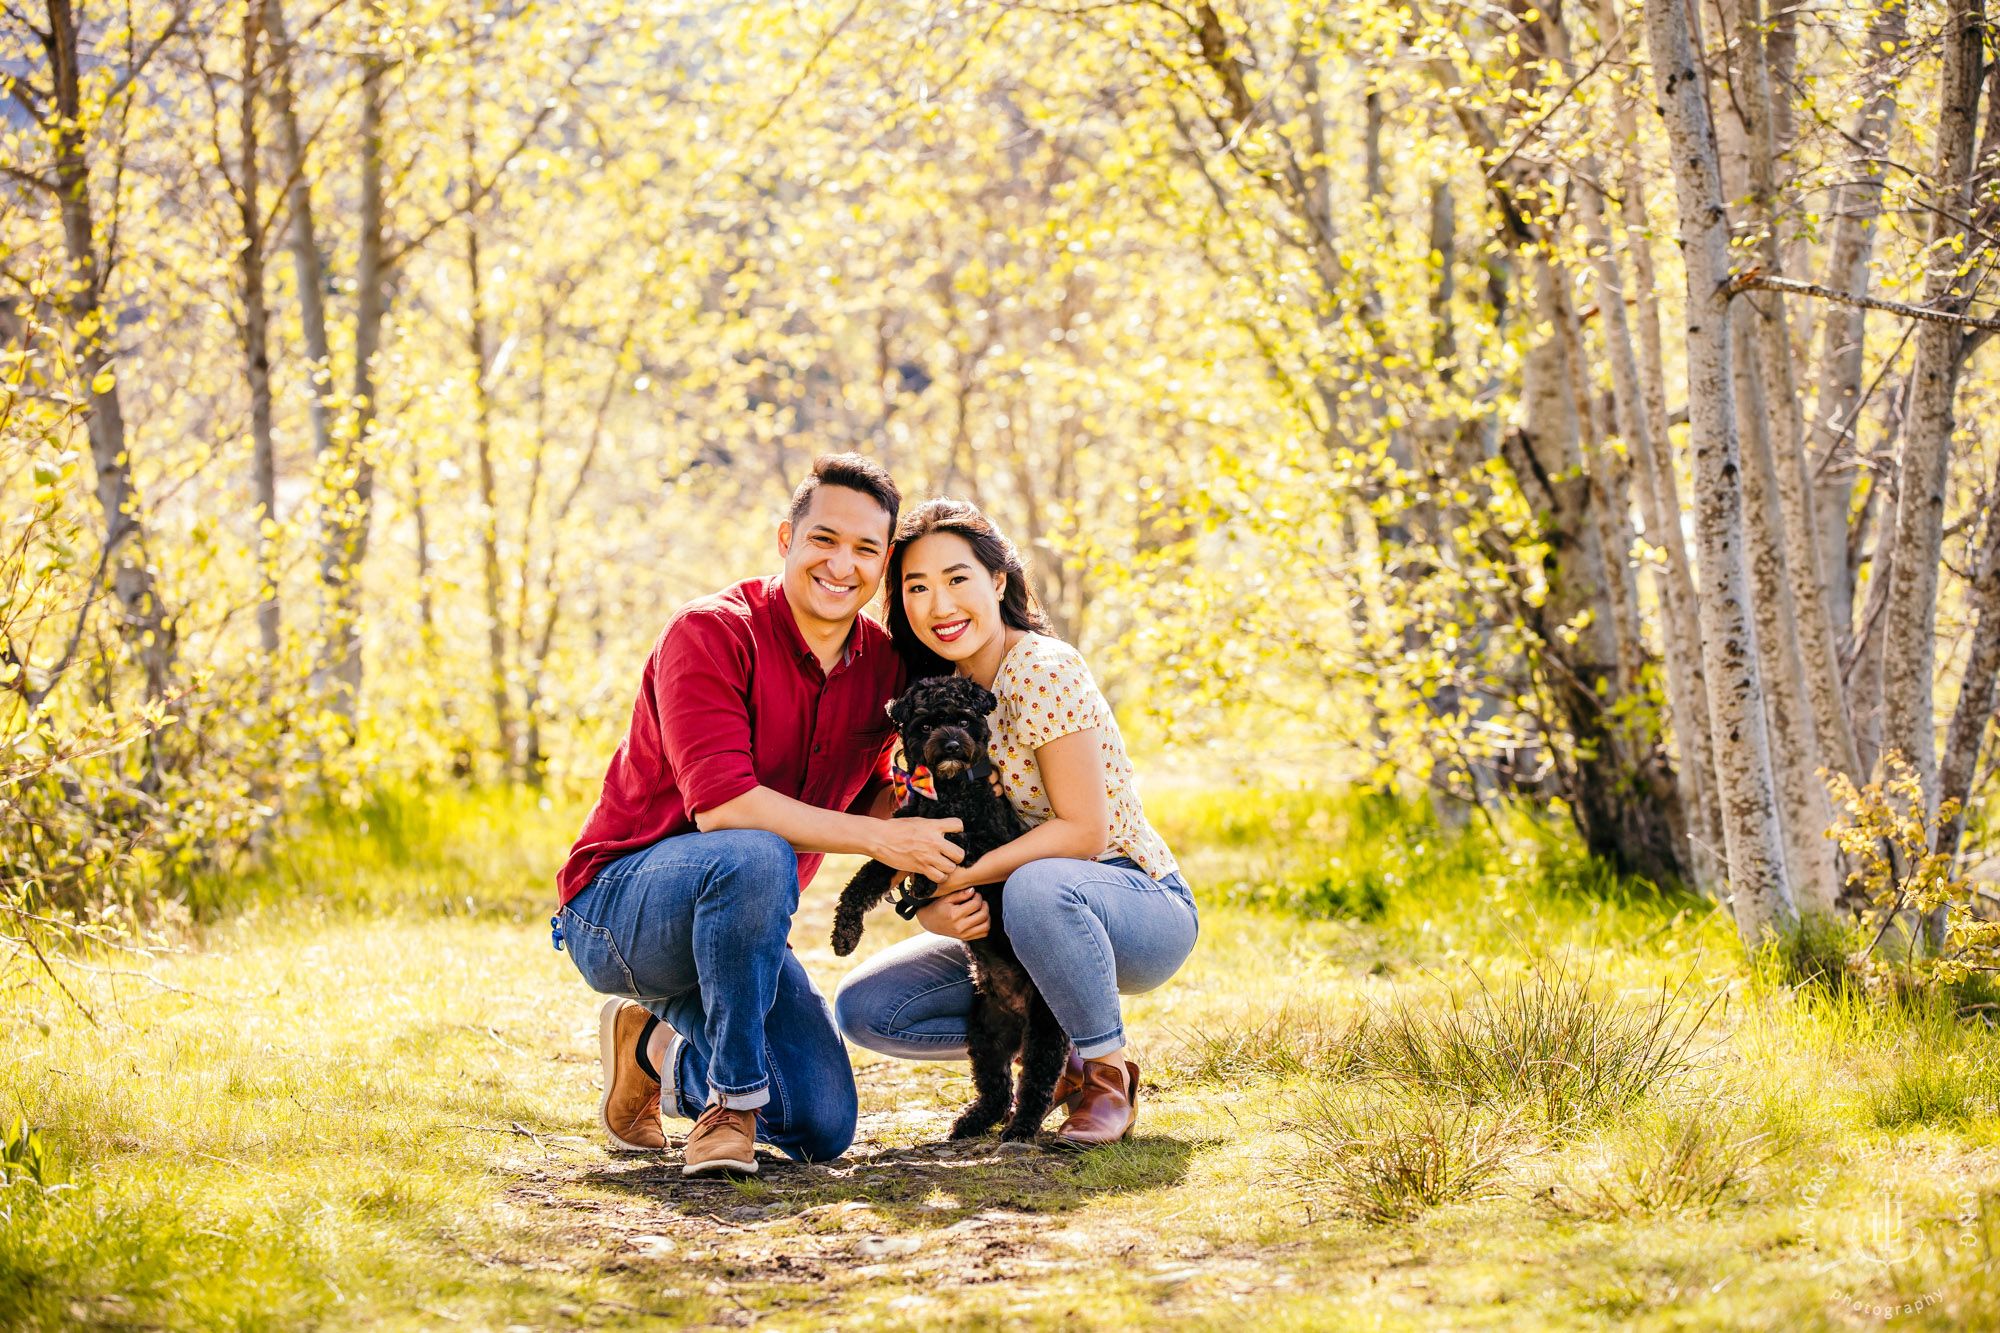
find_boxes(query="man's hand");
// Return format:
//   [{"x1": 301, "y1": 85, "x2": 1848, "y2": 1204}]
[
  {"x1": 915, "y1": 886, "x2": 990, "y2": 941},
  {"x1": 870, "y1": 817, "x2": 965, "y2": 882}
]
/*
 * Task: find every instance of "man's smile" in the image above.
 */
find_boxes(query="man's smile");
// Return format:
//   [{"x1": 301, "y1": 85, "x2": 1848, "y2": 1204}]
[
  {"x1": 812, "y1": 574, "x2": 858, "y2": 599},
  {"x1": 931, "y1": 617, "x2": 972, "y2": 643}
]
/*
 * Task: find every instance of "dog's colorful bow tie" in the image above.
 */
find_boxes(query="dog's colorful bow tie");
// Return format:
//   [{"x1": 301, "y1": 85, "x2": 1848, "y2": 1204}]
[{"x1": 890, "y1": 760, "x2": 938, "y2": 804}]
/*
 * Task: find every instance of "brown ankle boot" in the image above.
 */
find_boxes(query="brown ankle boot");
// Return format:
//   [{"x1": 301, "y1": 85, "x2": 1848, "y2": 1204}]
[
  {"x1": 1050, "y1": 1047, "x2": 1089, "y2": 1112},
  {"x1": 1057, "y1": 1058, "x2": 1139, "y2": 1146}
]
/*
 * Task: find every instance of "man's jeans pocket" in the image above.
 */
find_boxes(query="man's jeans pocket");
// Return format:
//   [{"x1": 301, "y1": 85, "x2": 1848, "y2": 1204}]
[{"x1": 559, "y1": 907, "x2": 638, "y2": 997}]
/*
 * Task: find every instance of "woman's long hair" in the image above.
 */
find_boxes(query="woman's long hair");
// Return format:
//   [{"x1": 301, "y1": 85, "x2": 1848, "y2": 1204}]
[{"x1": 885, "y1": 499, "x2": 1055, "y2": 679}]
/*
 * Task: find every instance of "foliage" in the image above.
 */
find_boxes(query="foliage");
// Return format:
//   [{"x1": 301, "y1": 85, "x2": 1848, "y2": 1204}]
[{"x1": 1829, "y1": 756, "x2": 2000, "y2": 984}]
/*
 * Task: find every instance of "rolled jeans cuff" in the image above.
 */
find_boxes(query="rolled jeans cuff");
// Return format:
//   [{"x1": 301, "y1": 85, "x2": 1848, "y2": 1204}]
[
  {"x1": 712, "y1": 1083, "x2": 771, "y2": 1112},
  {"x1": 1074, "y1": 1029, "x2": 1126, "y2": 1061}
]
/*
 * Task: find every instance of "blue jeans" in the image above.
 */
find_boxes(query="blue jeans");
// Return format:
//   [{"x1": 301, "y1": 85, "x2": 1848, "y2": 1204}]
[
  {"x1": 558, "y1": 829, "x2": 856, "y2": 1161},
  {"x1": 833, "y1": 857, "x2": 1198, "y2": 1061}
]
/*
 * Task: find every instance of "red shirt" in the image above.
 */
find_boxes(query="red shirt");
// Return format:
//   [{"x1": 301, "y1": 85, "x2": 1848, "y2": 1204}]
[{"x1": 557, "y1": 576, "x2": 904, "y2": 904}]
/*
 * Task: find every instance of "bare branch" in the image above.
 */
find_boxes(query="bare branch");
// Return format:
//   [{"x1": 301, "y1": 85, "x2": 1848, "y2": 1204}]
[{"x1": 1727, "y1": 271, "x2": 2000, "y2": 332}]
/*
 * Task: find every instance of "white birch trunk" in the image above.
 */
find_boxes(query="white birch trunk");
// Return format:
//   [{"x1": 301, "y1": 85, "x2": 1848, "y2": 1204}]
[
  {"x1": 1721, "y1": 0, "x2": 1863, "y2": 786},
  {"x1": 1733, "y1": 321, "x2": 1841, "y2": 914},
  {"x1": 1807, "y1": 2, "x2": 1902, "y2": 649},
  {"x1": 1644, "y1": 0, "x2": 1795, "y2": 940},
  {"x1": 1881, "y1": 0, "x2": 1985, "y2": 804},
  {"x1": 1597, "y1": 0, "x2": 1724, "y2": 877},
  {"x1": 1577, "y1": 169, "x2": 1719, "y2": 892}
]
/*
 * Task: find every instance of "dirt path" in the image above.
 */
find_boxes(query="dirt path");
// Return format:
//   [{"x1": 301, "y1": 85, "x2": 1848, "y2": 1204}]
[{"x1": 489, "y1": 864, "x2": 1300, "y2": 1327}]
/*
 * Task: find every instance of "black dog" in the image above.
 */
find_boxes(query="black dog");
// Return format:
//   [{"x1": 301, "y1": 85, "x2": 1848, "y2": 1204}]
[{"x1": 830, "y1": 674, "x2": 1068, "y2": 1142}]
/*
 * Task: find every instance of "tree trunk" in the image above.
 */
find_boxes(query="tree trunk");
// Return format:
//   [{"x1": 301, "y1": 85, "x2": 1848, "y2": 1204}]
[
  {"x1": 1576, "y1": 159, "x2": 1719, "y2": 892},
  {"x1": 511, "y1": 318, "x2": 552, "y2": 785},
  {"x1": 1645, "y1": 0, "x2": 1795, "y2": 940},
  {"x1": 1722, "y1": 0, "x2": 1862, "y2": 786},
  {"x1": 238, "y1": 0, "x2": 279, "y2": 655},
  {"x1": 1595, "y1": 0, "x2": 1724, "y2": 876},
  {"x1": 1939, "y1": 465, "x2": 2000, "y2": 860},
  {"x1": 1544, "y1": 256, "x2": 1646, "y2": 699},
  {"x1": 45, "y1": 0, "x2": 172, "y2": 699},
  {"x1": 1503, "y1": 317, "x2": 1683, "y2": 884},
  {"x1": 319, "y1": 51, "x2": 388, "y2": 720},
  {"x1": 1734, "y1": 320, "x2": 1840, "y2": 913},
  {"x1": 1808, "y1": 1, "x2": 1902, "y2": 650},
  {"x1": 263, "y1": 0, "x2": 333, "y2": 463},
  {"x1": 1881, "y1": 0, "x2": 1984, "y2": 803},
  {"x1": 465, "y1": 70, "x2": 515, "y2": 770}
]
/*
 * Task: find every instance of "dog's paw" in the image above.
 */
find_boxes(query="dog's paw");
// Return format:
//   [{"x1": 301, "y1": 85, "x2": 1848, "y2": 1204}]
[
  {"x1": 949, "y1": 1108, "x2": 1005, "y2": 1140},
  {"x1": 998, "y1": 1126, "x2": 1043, "y2": 1145}
]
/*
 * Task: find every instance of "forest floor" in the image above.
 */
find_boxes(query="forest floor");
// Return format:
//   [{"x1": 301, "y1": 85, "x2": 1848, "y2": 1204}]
[{"x1": 6, "y1": 788, "x2": 2000, "y2": 1331}]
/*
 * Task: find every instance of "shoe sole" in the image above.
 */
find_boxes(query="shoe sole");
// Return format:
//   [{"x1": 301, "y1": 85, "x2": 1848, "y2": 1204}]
[
  {"x1": 681, "y1": 1155, "x2": 759, "y2": 1178},
  {"x1": 597, "y1": 997, "x2": 664, "y2": 1152}
]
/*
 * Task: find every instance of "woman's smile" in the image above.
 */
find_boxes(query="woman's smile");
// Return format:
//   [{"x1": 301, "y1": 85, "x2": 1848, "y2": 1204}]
[{"x1": 931, "y1": 616, "x2": 972, "y2": 643}]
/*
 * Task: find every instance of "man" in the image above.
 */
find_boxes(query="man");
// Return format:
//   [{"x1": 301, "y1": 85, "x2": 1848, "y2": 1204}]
[{"x1": 554, "y1": 454, "x2": 964, "y2": 1175}]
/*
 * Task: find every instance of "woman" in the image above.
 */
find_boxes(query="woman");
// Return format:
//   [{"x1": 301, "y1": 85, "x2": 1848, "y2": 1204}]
[{"x1": 832, "y1": 498, "x2": 1197, "y2": 1145}]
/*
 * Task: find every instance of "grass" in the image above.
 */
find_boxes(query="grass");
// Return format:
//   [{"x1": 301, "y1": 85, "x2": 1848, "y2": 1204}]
[
  {"x1": 1290, "y1": 1084, "x2": 1521, "y2": 1222},
  {"x1": 1354, "y1": 959, "x2": 1715, "y2": 1129},
  {"x1": 7, "y1": 784, "x2": 2000, "y2": 1328}
]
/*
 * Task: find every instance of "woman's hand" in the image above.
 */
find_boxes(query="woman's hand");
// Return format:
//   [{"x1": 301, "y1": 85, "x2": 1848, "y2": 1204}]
[{"x1": 915, "y1": 886, "x2": 990, "y2": 940}]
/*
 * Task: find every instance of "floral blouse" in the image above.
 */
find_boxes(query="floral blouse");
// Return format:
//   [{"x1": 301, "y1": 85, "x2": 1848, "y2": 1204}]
[{"x1": 988, "y1": 634, "x2": 1178, "y2": 879}]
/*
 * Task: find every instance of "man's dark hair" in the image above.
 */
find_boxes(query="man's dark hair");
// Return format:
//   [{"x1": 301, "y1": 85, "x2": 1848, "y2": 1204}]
[{"x1": 786, "y1": 453, "x2": 901, "y2": 535}]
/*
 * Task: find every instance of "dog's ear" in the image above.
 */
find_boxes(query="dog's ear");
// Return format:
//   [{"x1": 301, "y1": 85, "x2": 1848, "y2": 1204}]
[
  {"x1": 969, "y1": 684, "x2": 998, "y2": 715},
  {"x1": 887, "y1": 692, "x2": 914, "y2": 728}
]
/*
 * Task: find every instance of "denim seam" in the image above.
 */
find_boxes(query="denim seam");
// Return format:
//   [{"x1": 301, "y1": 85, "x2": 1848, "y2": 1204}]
[
  {"x1": 875, "y1": 1030, "x2": 969, "y2": 1047},
  {"x1": 767, "y1": 1050, "x2": 789, "y2": 1128},
  {"x1": 1047, "y1": 871, "x2": 1162, "y2": 895}
]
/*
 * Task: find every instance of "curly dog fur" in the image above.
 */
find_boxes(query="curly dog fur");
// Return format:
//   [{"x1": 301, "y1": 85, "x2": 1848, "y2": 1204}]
[{"x1": 829, "y1": 675, "x2": 1069, "y2": 1141}]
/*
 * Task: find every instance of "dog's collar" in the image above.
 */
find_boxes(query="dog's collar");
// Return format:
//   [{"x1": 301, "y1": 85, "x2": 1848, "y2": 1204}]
[{"x1": 891, "y1": 880, "x2": 936, "y2": 920}]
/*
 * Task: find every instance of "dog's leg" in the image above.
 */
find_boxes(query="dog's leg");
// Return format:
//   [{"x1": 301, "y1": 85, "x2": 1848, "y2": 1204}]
[
  {"x1": 950, "y1": 995, "x2": 1021, "y2": 1139},
  {"x1": 830, "y1": 858, "x2": 902, "y2": 957},
  {"x1": 1003, "y1": 990, "x2": 1070, "y2": 1141}
]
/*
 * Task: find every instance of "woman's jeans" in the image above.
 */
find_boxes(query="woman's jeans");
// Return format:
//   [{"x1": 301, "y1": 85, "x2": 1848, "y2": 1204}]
[
  {"x1": 558, "y1": 829, "x2": 856, "y2": 1161},
  {"x1": 833, "y1": 857, "x2": 1198, "y2": 1062}
]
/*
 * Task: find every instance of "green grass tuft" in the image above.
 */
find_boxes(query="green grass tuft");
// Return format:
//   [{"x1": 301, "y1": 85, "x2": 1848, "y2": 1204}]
[
  {"x1": 1566, "y1": 1103, "x2": 1774, "y2": 1219},
  {"x1": 1290, "y1": 1083, "x2": 1522, "y2": 1222},
  {"x1": 1355, "y1": 957, "x2": 1714, "y2": 1129}
]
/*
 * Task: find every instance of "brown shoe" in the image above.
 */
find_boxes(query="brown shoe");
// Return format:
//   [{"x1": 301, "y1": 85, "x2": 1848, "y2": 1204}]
[
  {"x1": 682, "y1": 1101, "x2": 759, "y2": 1177},
  {"x1": 1057, "y1": 1059, "x2": 1139, "y2": 1147},
  {"x1": 1050, "y1": 1047, "x2": 1089, "y2": 1113},
  {"x1": 596, "y1": 998, "x2": 665, "y2": 1151}
]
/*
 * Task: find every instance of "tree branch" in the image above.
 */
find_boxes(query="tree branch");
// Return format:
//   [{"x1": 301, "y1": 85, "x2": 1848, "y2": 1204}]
[{"x1": 1727, "y1": 270, "x2": 2000, "y2": 332}]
